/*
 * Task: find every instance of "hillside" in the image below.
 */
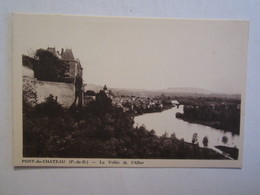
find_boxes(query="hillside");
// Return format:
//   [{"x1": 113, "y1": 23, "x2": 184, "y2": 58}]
[
  {"x1": 163, "y1": 87, "x2": 213, "y2": 94},
  {"x1": 84, "y1": 84, "x2": 240, "y2": 99}
]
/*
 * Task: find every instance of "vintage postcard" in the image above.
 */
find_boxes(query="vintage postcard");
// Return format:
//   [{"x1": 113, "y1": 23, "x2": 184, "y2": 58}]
[{"x1": 13, "y1": 13, "x2": 249, "y2": 167}]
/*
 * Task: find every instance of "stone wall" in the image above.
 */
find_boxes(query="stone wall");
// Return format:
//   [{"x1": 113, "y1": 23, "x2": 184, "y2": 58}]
[
  {"x1": 36, "y1": 80, "x2": 75, "y2": 107},
  {"x1": 23, "y1": 76, "x2": 37, "y2": 106},
  {"x1": 23, "y1": 76, "x2": 75, "y2": 108},
  {"x1": 23, "y1": 66, "x2": 34, "y2": 77}
]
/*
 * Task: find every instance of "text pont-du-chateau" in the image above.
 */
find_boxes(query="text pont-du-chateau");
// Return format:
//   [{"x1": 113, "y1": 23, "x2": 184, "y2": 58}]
[{"x1": 21, "y1": 159, "x2": 144, "y2": 165}]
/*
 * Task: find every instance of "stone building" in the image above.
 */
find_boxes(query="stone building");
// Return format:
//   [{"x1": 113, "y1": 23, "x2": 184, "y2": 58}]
[
  {"x1": 47, "y1": 47, "x2": 83, "y2": 83},
  {"x1": 22, "y1": 47, "x2": 84, "y2": 108}
]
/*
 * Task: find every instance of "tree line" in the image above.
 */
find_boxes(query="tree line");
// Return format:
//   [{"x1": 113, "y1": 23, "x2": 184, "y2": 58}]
[{"x1": 176, "y1": 96, "x2": 241, "y2": 135}]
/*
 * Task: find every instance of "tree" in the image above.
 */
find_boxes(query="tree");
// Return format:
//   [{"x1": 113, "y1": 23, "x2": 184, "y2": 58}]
[
  {"x1": 162, "y1": 132, "x2": 169, "y2": 138},
  {"x1": 202, "y1": 136, "x2": 208, "y2": 148},
  {"x1": 222, "y1": 136, "x2": 228, "y2": 145},
  {"x1": 34, "y1": 94, "x2": 64, "y2": 117},
  {"x1": 34, "y1": 49, "x2": 66, "y2": 82},
  {"x1": 170, "y1": 132, "x2": 177, "y2": 140},
  {"x1": 192, "y1": 133, "x2": 199, "y2": 158},
  {"x1": 192, "y1": 133, "x2": 199, "y2": 145}
]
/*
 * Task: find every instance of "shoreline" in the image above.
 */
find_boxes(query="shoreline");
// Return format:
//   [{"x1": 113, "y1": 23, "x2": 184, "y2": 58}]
[
  {"x1": 175, "y1": 115, "x2": 240, "y2": 136},
  {"x1": 132, "y1": 105, "x2": 174, "y2": 117},
  {"x1": 215, "y1": 146, "x2": 239, "y2": 160}
]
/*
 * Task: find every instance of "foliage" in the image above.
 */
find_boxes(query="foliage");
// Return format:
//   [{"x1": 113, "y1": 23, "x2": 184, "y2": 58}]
[
  {"x1": 33, "y1": 95, "x2": 64, "y2": 117},
  {"x1": 23, "y1": 79, "x2": 37, "y2": 106},
  {"x1": 202, "y1": 136, "x2": 208, "y2": 148},
  {"x1": 23, "y1": 92, "x2": 227, "y2": 159},
  {"x1": 33, "y1": 49, "x2": 66, "y2": 82},
  {"x1": 222, "y1": 136, "x2": 228, "y2": 145},
  {"x1": 192, "y1": 133, "x2": 198, "y2": 145},
  {"x1": 176, "y1": 96, "x2": 241, "y2": 135}
]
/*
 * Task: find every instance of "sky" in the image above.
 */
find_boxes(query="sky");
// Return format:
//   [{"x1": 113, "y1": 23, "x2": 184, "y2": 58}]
[{"x1": 14, "y1": 14, "x2": 249, "y2": 94}]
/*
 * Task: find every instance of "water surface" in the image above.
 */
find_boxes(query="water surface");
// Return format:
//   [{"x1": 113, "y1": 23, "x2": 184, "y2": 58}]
[{"x1": 134, "y1": 105, "x2": 240, "y2": 150}]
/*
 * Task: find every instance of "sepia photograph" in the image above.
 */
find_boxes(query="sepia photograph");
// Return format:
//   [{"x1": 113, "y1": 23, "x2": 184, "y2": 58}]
[{"x1": 13, "y1": 13, "x2": 249, "y2": 167}]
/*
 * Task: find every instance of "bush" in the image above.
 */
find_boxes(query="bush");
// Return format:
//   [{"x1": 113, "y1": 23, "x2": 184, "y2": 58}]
[{"x1": 33, "y1": 94, "x2": 64, "y2": 117}]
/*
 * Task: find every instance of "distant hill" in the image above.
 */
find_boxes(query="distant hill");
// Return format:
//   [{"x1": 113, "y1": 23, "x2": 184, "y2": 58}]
[
  {"x1": 111, "y1": 87, "x2": 216, "y2": 97},
  {"x1": 159, "y1": 87, "x2": 213, "y2": 94},
  {"x1": 84, "y1": 84, "x2": 240, "y2": 99}
]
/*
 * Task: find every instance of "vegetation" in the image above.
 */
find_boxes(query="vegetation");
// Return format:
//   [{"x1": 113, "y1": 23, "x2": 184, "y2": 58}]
[
  {"x1": 175, "y1": 96, "x2": 241, "y2": 135},
  {"x1": 23, "y1": 49, "x2": 67, "y2": 82},
  {"x1": 23, "y1": 92, "x2": 227, "y2": 159},
  {"x1": 222, "y1": 136, "x2": 228, "y2": 145},
  {"x1": 192, "y1": 133, "x2": 199, "y2": 145},
  {"x1": 215, "y1": 146, "x2": 239, "y2": 160},
  {"x1": 23, "y1": 77, "x2": 37, "y2": 106},
  {"x1": 202, "y1": 136, "x2": 209, "y2": 148}
]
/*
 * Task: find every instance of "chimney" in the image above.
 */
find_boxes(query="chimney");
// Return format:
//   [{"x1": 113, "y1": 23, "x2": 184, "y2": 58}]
[{"x1": 61, "y1": 48, "x2": 64, "y2": 55}]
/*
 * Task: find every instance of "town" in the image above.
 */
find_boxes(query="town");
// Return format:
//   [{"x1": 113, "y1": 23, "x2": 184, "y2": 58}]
[{"x1": 84, "y1": 85, "x2": 174, "y2": 115}]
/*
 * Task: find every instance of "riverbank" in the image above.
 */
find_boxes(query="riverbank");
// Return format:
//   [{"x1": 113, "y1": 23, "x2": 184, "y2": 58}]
[
  {"x1": 176, "y1": 96, "x2": 241, "y2": 135},
  {"x1": 133, "y1": 104, "x2": 174, "y2": 117},
  {"x1": 175, "y1": 115, "x2": 227, "y2": 132},
  {"x1": 176, "y1": 113, "x2": 239, "y2": 135},
  {"x1": 175, "y1": 141, "x2": 227, "y2": 159},
  {"x1": 135, "y1": 105, "x2": 240, "y2": 157},
  {"x1": 215, "y1": 146, "x2": 239, "y2": 160}
]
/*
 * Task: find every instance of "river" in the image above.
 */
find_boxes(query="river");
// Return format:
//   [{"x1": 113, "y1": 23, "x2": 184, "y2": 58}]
[{"x1": 134, "y1": 105, "x2": 240, "y2": 151}]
